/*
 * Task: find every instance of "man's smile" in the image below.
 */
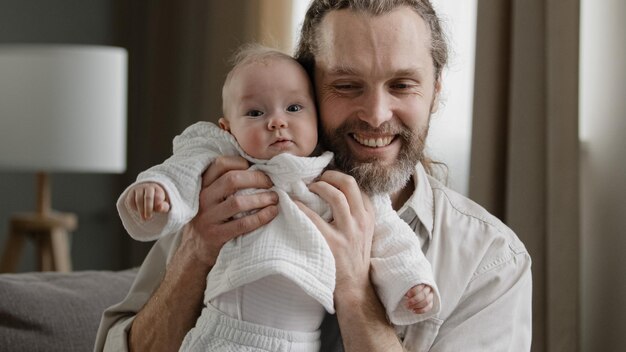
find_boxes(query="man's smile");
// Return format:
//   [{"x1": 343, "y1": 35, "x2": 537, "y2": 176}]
[{"x1": 351, "y1": 133, "x2": 395, "y2": 148}]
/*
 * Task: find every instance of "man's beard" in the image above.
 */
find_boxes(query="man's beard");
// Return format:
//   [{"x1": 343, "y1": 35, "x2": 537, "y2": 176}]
[{"x1": 320, "y1": 119, "x2": 428, "y2": 195}]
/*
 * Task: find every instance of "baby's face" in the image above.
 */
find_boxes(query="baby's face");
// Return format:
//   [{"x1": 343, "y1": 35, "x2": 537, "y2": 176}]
[{"x1": 221, "y1": 57, "x2": 318, "y2": 159}]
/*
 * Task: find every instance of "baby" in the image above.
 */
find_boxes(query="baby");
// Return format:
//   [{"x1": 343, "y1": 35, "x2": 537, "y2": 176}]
[{"x1": 118, "y1": 44, "x2": 440, "y2": 351}]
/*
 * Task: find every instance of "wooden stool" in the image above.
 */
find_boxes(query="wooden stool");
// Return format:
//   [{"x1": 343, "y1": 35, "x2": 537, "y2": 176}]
[{"x1": 0, "y1": 212, "x2": 77, "y2": 272}]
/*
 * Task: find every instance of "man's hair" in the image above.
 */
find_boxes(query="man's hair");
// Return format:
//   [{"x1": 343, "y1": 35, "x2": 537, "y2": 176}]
[
  {"x1": 294, "y1": 0, "x2": 449, "y2": 178},
  {"x1": 295, "y1": 0, "x2": 448, "y2": 82}
]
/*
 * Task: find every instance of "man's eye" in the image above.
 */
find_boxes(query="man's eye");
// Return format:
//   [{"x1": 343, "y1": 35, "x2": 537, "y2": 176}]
[
  {"x1": 334, "y1": 84, "x2": 357, "y2": 90},
  {"x1": 246, "y1": 110, "x2": 264, "y2": 117},
  {"x1": 286, "y1": 104, "x2": 302, "y2": 112},
  {"x1": 391, "y1": 81, "x2": 418, "y2": 91}
]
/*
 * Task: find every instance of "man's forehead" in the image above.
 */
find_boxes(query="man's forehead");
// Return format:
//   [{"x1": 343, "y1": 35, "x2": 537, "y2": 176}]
[
  {"x1": 314, "y1": 7, "x2": 433, "y2": 73},
  {"x1": 319, "y1": 8, "x2": 427, "y2": 35},
  {"x1": 325, "y1": 64, "x2": 428, "y2": 78}
]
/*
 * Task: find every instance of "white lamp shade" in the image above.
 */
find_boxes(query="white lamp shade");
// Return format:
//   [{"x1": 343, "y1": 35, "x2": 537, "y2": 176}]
[{"x1": 0, "y1": 45, "x2": 127, "y2": 173}]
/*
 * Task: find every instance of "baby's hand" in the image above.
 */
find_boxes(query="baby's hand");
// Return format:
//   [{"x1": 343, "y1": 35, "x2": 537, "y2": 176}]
[
  {"x1": 127, "y1": 182, "x2": 170, "y2": 220},
  {"x1": 405, "y1": 284, "x2": 434, "y2": 314}
]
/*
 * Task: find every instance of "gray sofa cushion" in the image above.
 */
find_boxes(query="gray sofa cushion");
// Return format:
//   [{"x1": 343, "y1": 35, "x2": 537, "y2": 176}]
[{"x1": 0, "y1": 269, "x2": 136, "y2": 352}]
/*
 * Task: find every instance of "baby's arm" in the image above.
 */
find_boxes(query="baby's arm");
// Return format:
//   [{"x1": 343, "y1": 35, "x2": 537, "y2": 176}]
[
  {"x1": 118, "y1": 122, "x2": 241, "y2": 241},
  {"x1": 126, "y1": 182, "x2": 170, "y2": 220},
  {"x1": 405, "y1": 284, "x2": 434, "y2": 314},
  {"x1": 369, "y1": 194, "x2": 441, "y2": 325}
]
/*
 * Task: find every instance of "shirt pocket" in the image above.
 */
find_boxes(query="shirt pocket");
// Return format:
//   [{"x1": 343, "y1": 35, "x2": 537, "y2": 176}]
[{"x1": 401, "y1": 317, "x2": 444, "y2": 352}]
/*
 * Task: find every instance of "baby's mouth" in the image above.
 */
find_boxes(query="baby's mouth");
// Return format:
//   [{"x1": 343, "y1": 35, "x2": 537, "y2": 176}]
[{"x1": 271, "y1": 138, "x2": 293, "y2": 146}]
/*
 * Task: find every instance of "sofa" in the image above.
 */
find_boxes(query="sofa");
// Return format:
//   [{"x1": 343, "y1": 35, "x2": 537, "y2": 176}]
[{"x1": 0, "y1": 269, "x2": 136, "y2": 352}]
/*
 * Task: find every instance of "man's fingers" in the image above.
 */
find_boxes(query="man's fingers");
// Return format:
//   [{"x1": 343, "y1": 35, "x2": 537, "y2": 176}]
[
  {"x1": 218, "y1": 204, "x2": 279, "y2": 239},
  {"x1": 222, "y1": 192, "x2": 279, "y2": 218},
  {"x1": 207, "y1": 170, "x2": 273, "y2": 204},
  {"x1": 295, "y1": 200, "x2": 332, "y2": 233},
  {"x1": 307, "y1": 181, "x2": 351, "y2": 228},
  {"x1": 318, "y1": 170, "x2": 366, "y2": 215},
  {"x1": 309, "y1": 171, "x2": 374, "y2": 231},
  {"x1": 202, "y1": 156, "x2": 251, "y2": 188},
  {"x1": 202, "y1": 191, "x2": 278, "y2": 222}
]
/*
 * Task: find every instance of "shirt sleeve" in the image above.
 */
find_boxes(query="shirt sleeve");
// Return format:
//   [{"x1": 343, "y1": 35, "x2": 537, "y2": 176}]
[
  {"x1": 427, "y1": 245, "x2": 532, "y2": 351},
  {"x1": 93, "y1": 231, "x2": 181, "y2": 352}
]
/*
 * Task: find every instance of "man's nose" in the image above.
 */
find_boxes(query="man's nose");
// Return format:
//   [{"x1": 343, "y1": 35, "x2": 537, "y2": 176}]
[
  {"x1": 358, "y1": 88, "x2": 393, "y2": 127},
  {"x1": 267, "y1": 114, "x2": 288, "y2": 130}
]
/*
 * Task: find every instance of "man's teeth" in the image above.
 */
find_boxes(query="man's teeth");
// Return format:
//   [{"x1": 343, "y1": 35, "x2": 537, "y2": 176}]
[{"x1": 353, "y1": 134, "x2": 393, "y2": 147}]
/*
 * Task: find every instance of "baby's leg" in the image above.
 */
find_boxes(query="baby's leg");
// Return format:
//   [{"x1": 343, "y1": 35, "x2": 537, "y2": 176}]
[{"x1": 212, "y1": 275, "x2": 326, "y2": 332}]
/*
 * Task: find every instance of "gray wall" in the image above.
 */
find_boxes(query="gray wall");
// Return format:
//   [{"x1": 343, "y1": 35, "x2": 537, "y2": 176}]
[{"x1": 0, "y1": 0, "x2": 132, "y2": 271}]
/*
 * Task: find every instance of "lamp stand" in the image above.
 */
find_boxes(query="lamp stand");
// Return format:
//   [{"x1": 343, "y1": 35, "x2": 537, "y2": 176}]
[{"x1": 0, "y1": 172, "x2": 77, "y2": 272}]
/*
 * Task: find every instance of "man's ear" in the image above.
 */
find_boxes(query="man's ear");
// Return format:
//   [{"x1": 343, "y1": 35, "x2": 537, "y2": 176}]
[
  {"x1": 218, "y1": 117, "x2": 230, "y2": 131},
  {"x1": 430, "y1": 77, "x2": 442, "y2": 114}
]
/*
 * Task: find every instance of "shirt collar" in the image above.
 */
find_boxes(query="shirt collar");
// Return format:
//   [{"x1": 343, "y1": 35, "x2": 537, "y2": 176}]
[{"x1": 397, "y1": 162, "x2": 434, "y2": 240}]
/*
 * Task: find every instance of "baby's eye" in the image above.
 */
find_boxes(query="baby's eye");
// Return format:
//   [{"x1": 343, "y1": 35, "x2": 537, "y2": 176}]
[
  {"x1": 246, "y1": 110, "x2": 264, "y2": 117},
  {"x1": 286, "y1": 104, "x2": 303, "y2": 112}
]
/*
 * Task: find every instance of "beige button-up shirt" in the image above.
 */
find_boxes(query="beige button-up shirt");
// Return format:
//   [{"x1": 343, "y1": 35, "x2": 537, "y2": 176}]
[
  {"x1": 95, "y1": 163, "x2": 532, "y2": 352},
  {"x1": 391, "y1": 164, "x2": 532, "y2": 351}
]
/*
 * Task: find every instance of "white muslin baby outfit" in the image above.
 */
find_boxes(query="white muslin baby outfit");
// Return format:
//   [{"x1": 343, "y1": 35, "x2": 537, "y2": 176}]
[{"x1": 117, "y1": 122, "x2": 440, "y2": 351}]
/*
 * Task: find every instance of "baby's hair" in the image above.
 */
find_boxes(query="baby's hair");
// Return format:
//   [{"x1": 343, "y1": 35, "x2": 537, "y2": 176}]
[
  {"x1": 223, "y1": 44, "x2": 294, "y2": 92},
  {"x1": 229, "y1": 43, "x2": 293, "y2": 69},
  {"x1": 222, "y1": 43, "x2": 306, "y2": 116}
]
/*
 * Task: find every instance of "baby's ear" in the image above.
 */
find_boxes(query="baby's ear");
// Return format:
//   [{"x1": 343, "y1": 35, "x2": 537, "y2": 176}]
[{"x1": 218, "y1": 117, "x2": 230, "y2": 131}]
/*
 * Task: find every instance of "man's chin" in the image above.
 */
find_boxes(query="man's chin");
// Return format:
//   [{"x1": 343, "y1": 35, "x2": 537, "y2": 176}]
[
  {"x1": 321, "y1": 122, "x2": 425, "y2": 194},
  {"x1": 346, "y1": 160, "x2": 413, "y2": 195}
]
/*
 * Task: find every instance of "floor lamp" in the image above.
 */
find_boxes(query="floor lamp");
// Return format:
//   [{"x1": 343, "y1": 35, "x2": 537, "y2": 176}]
[{"x1": 0, "y1": 45, "x2": 127, "y2": 272}]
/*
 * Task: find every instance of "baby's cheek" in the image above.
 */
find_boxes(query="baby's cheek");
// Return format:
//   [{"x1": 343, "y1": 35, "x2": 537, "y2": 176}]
[{"x1": 239, "y1": 134, "x2": 267, "y2": 158}]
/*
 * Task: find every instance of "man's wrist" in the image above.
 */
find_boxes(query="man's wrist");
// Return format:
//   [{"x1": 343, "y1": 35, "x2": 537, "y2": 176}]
[
  {"x1": 334, "y1": 282, "x2": 372, "y2": 310},
  {"x1": 128, "y1": 235, "x2": 212, "y2": 352},
  {"x1": 334, "y1": 281, "x2": 404, "y2": 352},
  {"x1": 175, "y1": 236, "x2": 213, "y2": 272},
  {"x1": 334, "y1": 279, "x2": 386, "y2": 322},
  {"x1": 178, "y1": 223, "x2": 220, "y2": 269}
]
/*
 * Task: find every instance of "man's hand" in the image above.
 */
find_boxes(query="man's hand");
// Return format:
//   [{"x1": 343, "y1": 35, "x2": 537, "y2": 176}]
[
  {"x1": 184, "y1": 155, "x2": 279, "y2": 267},
  {"x1": 296, "y1": 170, "x2": 404, "y2": 352},
  {"x1": 296, "y1": 170, "x2": 375, "y2": 297}
]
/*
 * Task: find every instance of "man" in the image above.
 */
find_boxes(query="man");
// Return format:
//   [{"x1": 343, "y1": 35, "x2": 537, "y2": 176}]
[{"x1": 95, "y1": 1, "x2": 532, "y2": 351}]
